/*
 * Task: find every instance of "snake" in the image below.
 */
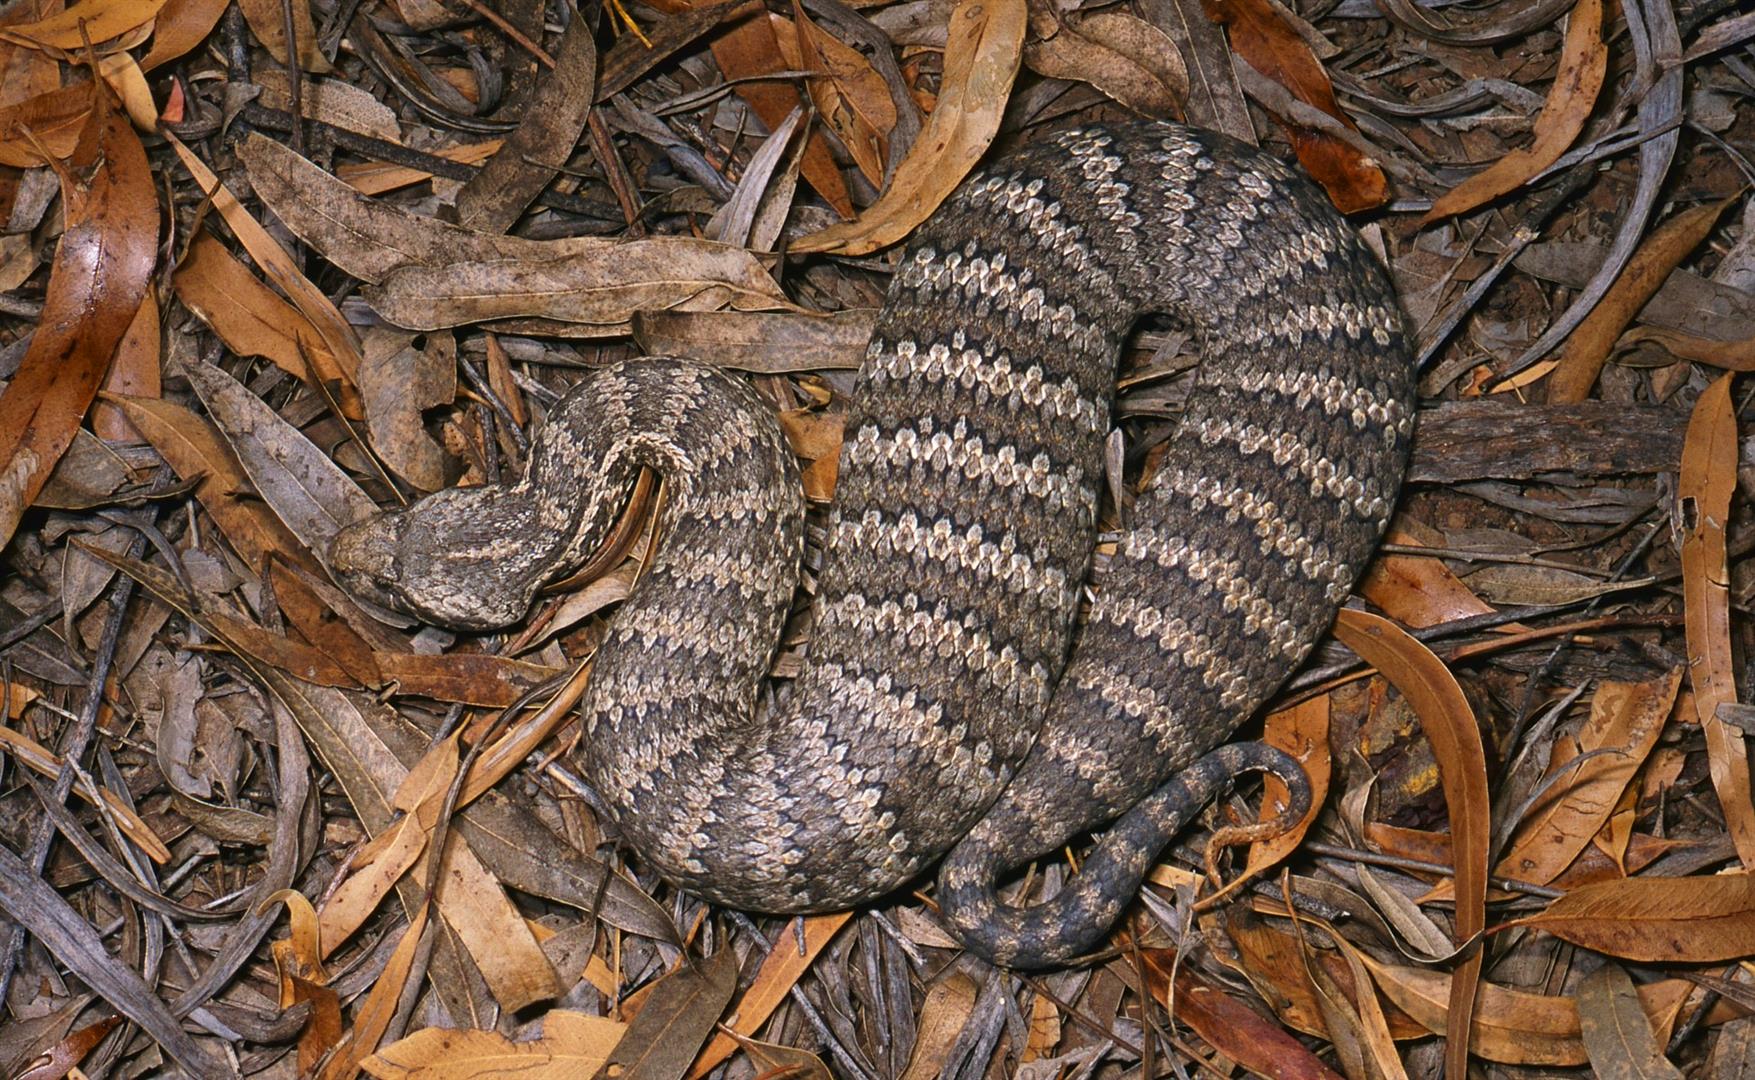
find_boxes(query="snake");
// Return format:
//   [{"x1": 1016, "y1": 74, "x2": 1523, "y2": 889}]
[{"x1": 330, "y1": 121, "x2": 1415, "y2": 968}]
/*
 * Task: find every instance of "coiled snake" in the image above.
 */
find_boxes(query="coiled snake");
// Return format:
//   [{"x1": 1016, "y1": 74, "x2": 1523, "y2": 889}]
[{"x1": 331, "y1": 122, "x2": 1415, "y2": 968}]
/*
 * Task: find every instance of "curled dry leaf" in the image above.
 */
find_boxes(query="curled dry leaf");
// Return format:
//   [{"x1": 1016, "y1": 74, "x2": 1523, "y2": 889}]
[
  {"x1": 1506, "y1": 872, "x2": 1755, "y2": 963},
  {"x1": 1678, "y1": 372, "x2": 1755, "y2": 866},
  {"x1": 1025, "y1": 8, "x2": 1189, "y2": 118},
  {"x1": 363, "y1": 1011, "x2": 627, "y2": 1080},
  {"x1": 0, "y1": 92, "x2": 156, "y2": 550},
  {"x1": 238, "y1": 134, "x2": 791, "y2": 333},
  {"x1": 1420, "y1": 0, "x2": 1606, "y2": 224},
  {"x1": 792, "y1": 0, "x2": 1028, "y2": 255},
  {"x1": 1331, "y1": 608, "x2": 1486, "y2": 1080}
]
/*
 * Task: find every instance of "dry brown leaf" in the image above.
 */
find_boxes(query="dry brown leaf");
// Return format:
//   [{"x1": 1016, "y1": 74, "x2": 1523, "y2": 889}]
[
  {"x1": 1678, "y1": 372, "x2": 1755, "y2": 866},
  {"x1": 1202, "y1": 0, "x2": 1386, "y2": 212},
  {"x1": 0, "y1": 724, "x2": 171, "y2": 862},
  {"x1": 0, "y1": 82, "x2": 88, "y2": 167},
  {"x1": 237, "y1": 134, "x2": 790, "y2": 333},
  {"x1": 633, "y1": 309, "x2": 872, "y2": 373},
  {"x1": 173, "y1": 231, "x2": 346, "y2": 387},
  {"x1": 108, "y1": 394, "x2": 318, "y2": 575},
  {"x1": 604, "y1": 948, "x2": 738, "y2": 1080},
  {"x1": 1547, "y1": 197, "x2": 1741, "y2": 403},
  {"x1": 363, "y1": 1011, "x2": 627, "y2": 1079},
  {"x1": 270, "y1": 560, "x2": 385, "y2": 686},
  {"x1": 321, "y1": 904, "x2": 431, "y2": 1080},
  {"x1": 1507, "y1": 872, "x2": 1755, "y2": 962},
  {"x1": 1025, "y1": 8, "x2": 1188, "y2": 118},
  {"x1": 899, "y1": 972, "x2": 980, "y2": 1080},
  {"x1": 688, "y1": 913, "x2": 851, "y2": 1077},
  {"x1": 778, "y1": 8, "x2": 895, "y2": 188},
  {"x1": 317, "y1": 735, "x2": 459, "y2": 958},
  {"x1": 139, "y1": 0, "x2": 230, "y2": 71},
  {"x1": 1621, "y1": 324, "x2": 1755, "y2": 371},
  {"x1": 1496, "y1": 670, "x2": 1682, "y2": 885},
  {"x1": 1421, "y1": 0, "x2": 1606, "y2": 223},
  {"x1": 89, "y1": 284, "x2": 160, "y2": 442},
  {"x1": 236, "y1": 0, "x2": 330, "y2": 72},
  {"x1": 1364, "y1": 958, "x2": 1689, "y2": 1066},
  {"x1": 671, "y1": 0, "x2": 853, "y2": 216},
  {"x1": 0, "y1": 91, "x2": 155, "y2": 549},
  {"x1": 12, "y1": 1016, "x2": 122, "y2": 1080},
  {"x1": 165, "y1": 131, "x2": 365, "y2": 398},
  {"x1": 0, "y1": 0, "x2": 166, "y2": 50},
  {"x1": 358, "y1": 329, "x2": 456, "y2": 492},
  {"x1": 1332, "y1": 609, "x2": 1486, "y2": 1080},
  {"x1": 1360, "y1": 524, "x2": 1501, "y2": 629},
  {"x1": 792, "y1": 0, "x2": 1027, "y2": 255}
]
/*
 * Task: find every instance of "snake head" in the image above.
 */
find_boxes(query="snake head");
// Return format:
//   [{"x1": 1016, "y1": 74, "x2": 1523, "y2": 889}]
[
  {"x1": 329, "y1": 497, "x2": 542, "y2": 631},
  {"x1": 329, "y1": 512, "x2": 413, "y2": 615}
]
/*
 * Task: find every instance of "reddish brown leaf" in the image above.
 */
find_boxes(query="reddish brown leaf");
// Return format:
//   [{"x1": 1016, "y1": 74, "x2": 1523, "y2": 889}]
[
  {"x1": 1202, "y1": 0, "x2": 1387, "y2": 211},
  {"x1": 678, "y1": 0, "x2": 852, "y2": 217},
  {"x1": 1140, "y1": 948, "x2": 1345, "y2": 1080},
  {"x1": 11, "y1": 1016, "x2": 121, "y2": 1080},
  {"x1": 90, "y1": 282, "x2": 160, "y2": 442},
  {"x1": 0, "y1": 90, "x2": 156, "y2": 549},
  {"x1": 1245, "y1": 695, "x2": 1330, "y2": 875}
]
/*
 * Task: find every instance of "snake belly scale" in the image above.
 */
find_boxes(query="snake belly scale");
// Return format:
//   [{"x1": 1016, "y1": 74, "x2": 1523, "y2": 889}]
[{"x1": 331, "y1": 121, "x2": 1416, "y2": 968}]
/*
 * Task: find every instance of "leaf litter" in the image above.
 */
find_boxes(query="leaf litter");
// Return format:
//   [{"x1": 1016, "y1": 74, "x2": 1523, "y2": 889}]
[{"x1": 1, "y1": 0, "x2": 1755, "y2": 1077}]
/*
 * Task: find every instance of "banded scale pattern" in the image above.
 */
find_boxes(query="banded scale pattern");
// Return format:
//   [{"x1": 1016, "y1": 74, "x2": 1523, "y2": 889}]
[{"x1": 330, "y1": 121, "x2": 1415, "y2": 967}]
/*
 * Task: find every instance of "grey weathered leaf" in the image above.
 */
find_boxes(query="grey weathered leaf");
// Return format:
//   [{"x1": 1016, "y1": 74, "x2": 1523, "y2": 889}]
[{"x1": 1576, "y1": 964, "x2": 1685, "y2": 1080}]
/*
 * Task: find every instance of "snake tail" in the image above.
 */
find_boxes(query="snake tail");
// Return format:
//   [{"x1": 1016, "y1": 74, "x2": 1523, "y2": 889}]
[{"x1": 937, "y1": 741, "x2": 1311, "y2": 967}]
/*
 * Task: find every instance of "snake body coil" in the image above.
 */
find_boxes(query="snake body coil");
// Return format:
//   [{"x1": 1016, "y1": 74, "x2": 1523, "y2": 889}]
[{"x1": 332, "y1": 122, "x2": 1416, "y2": 967}]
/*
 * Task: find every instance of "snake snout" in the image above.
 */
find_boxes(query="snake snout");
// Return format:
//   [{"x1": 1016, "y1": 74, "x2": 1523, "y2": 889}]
[{"x1": 328, "y1": 516, "x2": 406, "y2": 611}]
